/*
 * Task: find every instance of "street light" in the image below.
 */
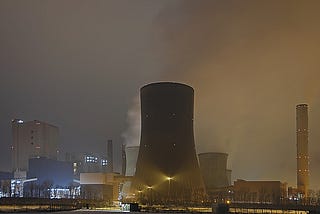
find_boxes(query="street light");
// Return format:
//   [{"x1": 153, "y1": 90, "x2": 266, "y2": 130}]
[
  {"x1": 138, "y1": 190, "x2": 142, "y2": 202},
  {"x1": 167, "y1": 177, "x2": 173, "y2": 203},
  {"x1": 147, "y1": 186, "x2": 153, "y2": 205}
]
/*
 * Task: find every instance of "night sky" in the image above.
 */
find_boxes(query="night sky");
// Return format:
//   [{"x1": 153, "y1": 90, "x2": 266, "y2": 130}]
[{"x1": 1, "y1": 1, "x2": 320, "y2": 189}]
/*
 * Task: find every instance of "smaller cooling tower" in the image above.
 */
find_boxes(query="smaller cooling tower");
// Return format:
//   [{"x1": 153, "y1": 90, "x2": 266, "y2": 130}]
[
  {"x1": 198, "y1": 152, "x2": 231, "y2": 190},
  {"x1": 125, "y1": 146, "x2": 139, "y2": 176},
  {"x1": 122, "y1": 146, "x2": 140, "y2": 199}
]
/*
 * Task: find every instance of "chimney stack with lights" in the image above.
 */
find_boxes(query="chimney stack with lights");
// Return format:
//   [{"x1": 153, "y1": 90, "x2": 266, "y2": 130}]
[{"x1": 296, "y1": 104, "x2": 309, "y2": 198}]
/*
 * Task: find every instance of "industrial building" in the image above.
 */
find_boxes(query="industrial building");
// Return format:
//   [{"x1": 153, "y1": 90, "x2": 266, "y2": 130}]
[
  {"x1": 198, "y1": 152, "x2": 232, "y2": 201},
  {"x1": 296, "y1": 104, "x2": 309, "y2": 198},
  {"x1": 23, "y1": 157, "x2": 78, "y2": 198},
  {"x1": 0, "y1": 172, "x2": 12, "y2": 197},
  {"x1": 233, "y1": 179, "x2": 287, "y2": 204},
  {"x1": 133, "y1": 82, "x2": 205, "y2": 204},
  {"x1": 80, "y1": 172, "x2": 128, "y2": 204},
  {"x1": 11, "y1": 119, "x2": 59, "y2": 173},
  {"x1": 81, "y1": 140, "x2": 114, "y2": 174},
  {"x1": 83, "y1": 154, "x2": 103, "y2": 173}
]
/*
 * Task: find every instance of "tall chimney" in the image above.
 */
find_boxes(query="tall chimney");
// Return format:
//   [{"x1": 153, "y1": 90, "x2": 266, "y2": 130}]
[{"x1": 296, "y1": 104, "x2": 309, "y2": 197}]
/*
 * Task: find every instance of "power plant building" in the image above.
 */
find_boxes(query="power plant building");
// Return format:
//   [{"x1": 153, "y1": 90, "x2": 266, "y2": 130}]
[
  {"x1": 80, "y1": 172, "x2": 128, "y2": 203},
  {"x1": 296, "y1": 104, "x2": 309, "y2": 197},
  {"x1": 233, "y1": 179, "x2": 287, "y2": 204},
  {"x1": 11, "y1": 119, "x2": 59, "y2": 173},
  {"x1": 133, "y1": 82, "x2": 205, "y2": 204}
]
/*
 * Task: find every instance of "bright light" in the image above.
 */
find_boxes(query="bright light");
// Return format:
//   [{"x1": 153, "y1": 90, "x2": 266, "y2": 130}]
[
  {"x1": 101, "y1": 159, "x2": 108, "y2": 166},
  {"x1": 17, "y1": 120, "x2": 23, "y2": 124},
  {"x1": 167, "y1": 177, "x2": 173, "y2": 181},
  {"x1": 85, "y1": 155, "x2": 98, "y2": 163}
]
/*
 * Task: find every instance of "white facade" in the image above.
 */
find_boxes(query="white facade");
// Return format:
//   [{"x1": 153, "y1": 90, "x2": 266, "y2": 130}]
[
  {"x1": 11, "y1": 119, "x2": 59, "y2": 172},
  {"x1": 122, "y1": 146, "x2": 139, "y2": 199},
  {"x1": 125, "y1": 146, "x2": 139, "y2": 176}
]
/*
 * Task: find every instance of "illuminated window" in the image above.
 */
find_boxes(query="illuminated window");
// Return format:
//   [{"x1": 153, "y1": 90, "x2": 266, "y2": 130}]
[
  {"x1": 85, "y1": 155, "x2": 98, "y2": 163},
  {"x1": 101, "y1": 159, "x2": 108, "y2": 166}
]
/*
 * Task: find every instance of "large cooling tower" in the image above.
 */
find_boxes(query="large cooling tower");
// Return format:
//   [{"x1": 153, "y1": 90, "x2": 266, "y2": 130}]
[
  {"x1": 133, "y1": 82, "x2": 205, "y2": 204},
  {"x1": 198, "y1": 152, "x2": 230, "y2": 190}
]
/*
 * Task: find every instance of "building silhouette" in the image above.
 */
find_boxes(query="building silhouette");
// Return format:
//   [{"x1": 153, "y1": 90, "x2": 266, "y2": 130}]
[
  {"x1": 11, "y1": 119, "x2": 59, "y2": 173},
  {"x1": 233, "y1": 179, "x2": 287, "y2": 204},
  {"x1": 296, "y1": 104, "x2": 309, "y2": 197},
  {"x1": 133, "y1": 82, "x2": 205, "y2": 204},
  {"x1": 122, "y1": 144, "x2": 126, "y2": 176}
]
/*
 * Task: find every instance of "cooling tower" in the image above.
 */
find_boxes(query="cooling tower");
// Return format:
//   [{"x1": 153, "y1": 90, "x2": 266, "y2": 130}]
[
  {"x1": 133, "y1": 82, "x2": 205, "y2": 204},
  {"x1": 198, "y1": 152, "x2": 230, "y2": 190},
  {"x1": 125, "y1": 146, "x2": 139, "y2": 176},
  {"x1": 122, "y1": 146, "x2": 140, "y2": 200},
  {"x1": 296, "y1": 104, "x2": 309, "y2": 197}
]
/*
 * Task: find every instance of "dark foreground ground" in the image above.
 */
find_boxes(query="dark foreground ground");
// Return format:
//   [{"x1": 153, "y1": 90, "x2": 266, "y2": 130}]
[{"x1": 8, "y1": 211, "x2": 192, "y2": 214}]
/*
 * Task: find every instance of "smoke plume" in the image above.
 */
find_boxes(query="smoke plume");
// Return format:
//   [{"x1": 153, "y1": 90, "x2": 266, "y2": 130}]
[
  {"x1": 123, "y1": 0, "x2": 320, "y2": 189},
  {"x1": 151, "y1": 0, "x2": 320, "y2": 188},
  {"x1": 122, "y1": 95, "x2": 141, "y2": 147}
]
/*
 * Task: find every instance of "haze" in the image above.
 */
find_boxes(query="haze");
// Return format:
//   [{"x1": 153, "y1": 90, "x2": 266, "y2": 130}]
[{"x1": 1, "y1": 0, "x2": 320, "y2": 189}]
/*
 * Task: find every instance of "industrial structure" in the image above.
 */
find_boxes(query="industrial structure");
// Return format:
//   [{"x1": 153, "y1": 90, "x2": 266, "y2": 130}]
[
  {"x1": 198, "y1": 152, "x2": 231, "y2": 188},
  {"x1": 11, "y1": 119, "x2": 59, "y2": 173},
  {"x1": 80, "y1": 172, "x2": 128, "y2": 204},
  {"x1": 24, "y1": 157, "x2": 78, "y2": 198},
  {"x1": 106, "y1": 140, "x2": 113, "y2": 173},
  {"x1": 121, "y1": 144, "x2": 126, "y2": 176},
  {"x1": 133, "y1": 82, "x2": 205, "y2": 204},
  {"x1": 121, "y1": 146, "x2": 139, "y2": 200},
  {"x1": 83, "y1": 154, "x2": 102, "y2": 173},
  {"x1": 296, "y1": 104, "x2": 309, "y2": 198},
  {"x1": 233, "y1": 179, "x2": 287, "y2": 204},
  {"x1": 198, "y1": 152, "x2": 231, "y2": 201},
  {"x1": 125, "y1": 146, "x2": 139, "y2": 177}
]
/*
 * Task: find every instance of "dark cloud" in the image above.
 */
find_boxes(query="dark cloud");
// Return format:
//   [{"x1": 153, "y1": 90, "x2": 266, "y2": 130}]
[{"x1": 0, "y1": 0, "x2": 168, "y2": 172}]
